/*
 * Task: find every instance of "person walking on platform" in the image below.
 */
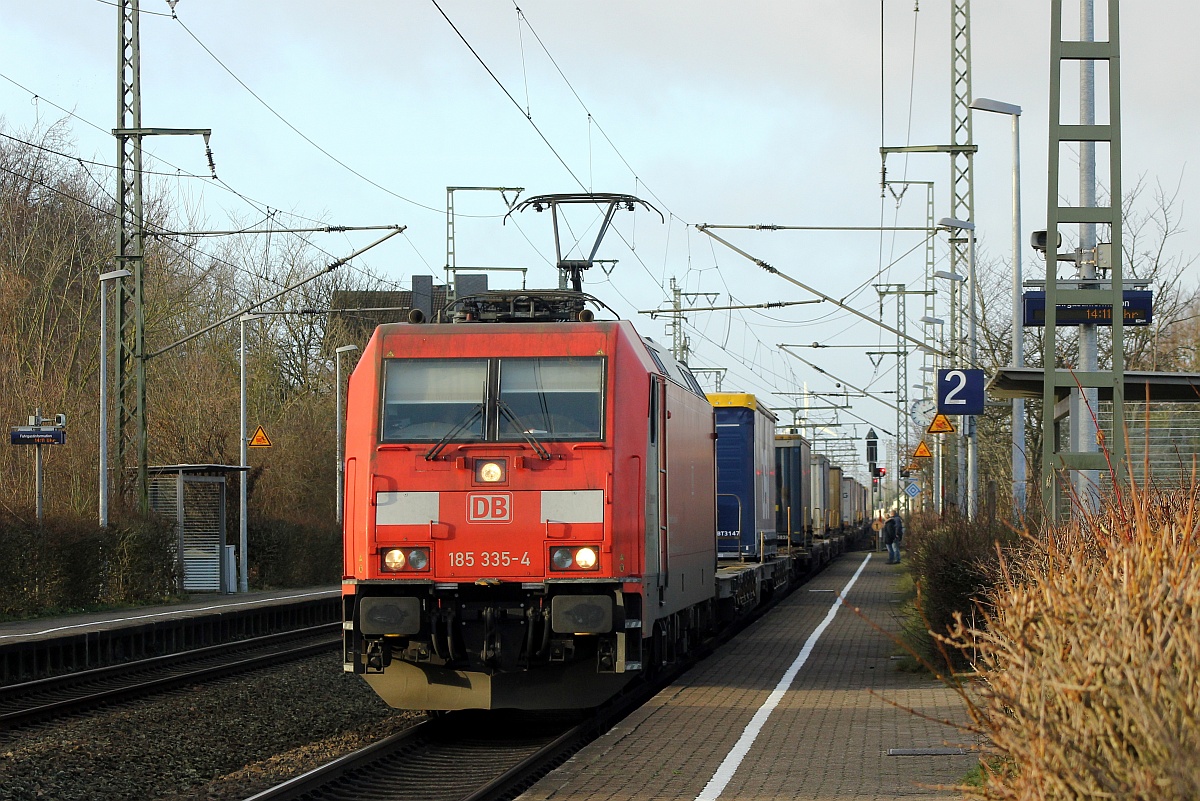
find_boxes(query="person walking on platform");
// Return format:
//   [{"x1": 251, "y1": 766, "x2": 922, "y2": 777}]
[{"x1": 883, "y1": 509, "x2": 904, "y2": 564}]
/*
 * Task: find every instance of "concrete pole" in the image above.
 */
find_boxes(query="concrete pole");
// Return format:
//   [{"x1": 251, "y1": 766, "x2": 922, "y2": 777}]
[
  {"x1": 238, "y1": 314, "x2": 260, "y2": 593},
  {"x1": 99, "y1": 282, "x2": 109, "y2": 528},
  {"x1": 1077, "y1": 0, "x2": 1100, "y2": 509},
  {"x1": 966, "y1": 228, "x2": 979, "y2": 519},
  {"x1": 98, "y1": 269, "x2": 131, "y2": 528},
  {"x1": 1010, "y1": 112, "x2": 1027, "y2": 520}
]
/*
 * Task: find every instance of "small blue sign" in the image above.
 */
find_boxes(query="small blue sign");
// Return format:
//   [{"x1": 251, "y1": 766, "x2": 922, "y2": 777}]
[
  {"x1": 937, "y1": 369, "x2": 986, "y2": 415},
  {"x1": 904, "y1": 482, "x2": 921, "y2": 498},
  {"x1": 10, "y1": 427, "x2": 65, "y2": 445}
]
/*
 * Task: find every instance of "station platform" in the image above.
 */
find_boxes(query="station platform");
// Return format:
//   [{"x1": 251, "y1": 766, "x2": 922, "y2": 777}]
[
  {"x1": 521, "y1": 552, "x2": 977, "y2": 801},
  {"x1": 0, "y1": 587, "x2": 339, "y2": 683}
]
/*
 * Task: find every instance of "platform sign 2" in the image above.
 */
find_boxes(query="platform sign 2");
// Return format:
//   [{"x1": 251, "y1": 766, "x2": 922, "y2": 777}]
[{"x1": 936, "y1": 368, "x2": 985, "y2": 415}]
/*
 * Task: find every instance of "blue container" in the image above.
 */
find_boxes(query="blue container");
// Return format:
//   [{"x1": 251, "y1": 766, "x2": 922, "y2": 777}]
[
  {"x1": 775, "y1": 434, "x2": 811, "y2": 550},
  {"x1": 709, "y1": 394, "x2": 777, "y2": 560}
]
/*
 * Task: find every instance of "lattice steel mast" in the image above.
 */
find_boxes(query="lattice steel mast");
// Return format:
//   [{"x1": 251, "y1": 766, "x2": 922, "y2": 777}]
[
  {"x1": 114, "y1": 0, "x2": 145, "y2": 510},
  {"x1": 1040, "y1": 0, "x2": 1125, "y2": 516},
  {"x1": 115, "y1": 0, "x2": 212, "y2": 509}
]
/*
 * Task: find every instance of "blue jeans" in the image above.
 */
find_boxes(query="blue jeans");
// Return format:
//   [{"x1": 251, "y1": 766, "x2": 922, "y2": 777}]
[{"x1": 887, "y1": 541, "x2": 901, "y2": 563}]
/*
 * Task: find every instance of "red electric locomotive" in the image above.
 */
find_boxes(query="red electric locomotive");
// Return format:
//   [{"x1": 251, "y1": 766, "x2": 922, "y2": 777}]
[{"x1": 341, "y1": 291, "x2": 718, "y2": 710}]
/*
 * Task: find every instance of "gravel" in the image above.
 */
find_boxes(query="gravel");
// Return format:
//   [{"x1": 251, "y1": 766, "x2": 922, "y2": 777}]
[{"x1": 0, "y1": 652, "x2": 422, "y2": 801}]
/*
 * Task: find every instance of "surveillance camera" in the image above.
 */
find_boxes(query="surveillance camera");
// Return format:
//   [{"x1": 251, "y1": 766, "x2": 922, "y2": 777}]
[
  {"x1": 1030, "y1": 230, "x2": 1063, "y2": 254},
  {"x1": 54, "y1": 414, "x2": 66, "y2": 428}
]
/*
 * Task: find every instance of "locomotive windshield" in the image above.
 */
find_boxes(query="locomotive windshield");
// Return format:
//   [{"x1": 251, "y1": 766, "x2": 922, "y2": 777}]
[
  {"x1": 498, "y1": 358, "x2": 603, "y2": 441},
  {"x1": 382, "y1": 359, "x2": 488, "y2": 441},
  {"x1": 380, "y1": 356, "x2": 604, "y2": 443}
]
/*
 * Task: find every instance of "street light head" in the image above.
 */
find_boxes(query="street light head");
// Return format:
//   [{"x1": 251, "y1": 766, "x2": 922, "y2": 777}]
[
  {"x1": 99, "y1": 269, "x2": 132, "y2": 282},
  {"x1": 938, "y1": 217, "x2": 975, "y2": 231},
  {"x1": 335, "y1": 344, "x2": 360, "y2": 354},
  {"x1": 920, "y1": 315, "x2": 945, "y2": 325},
  {"x1": 969, "y1": 97, "x2": 1022, "y2": 116},
  {"x1": 934, "y1": 270, "x2": 967, "y2": 282}
]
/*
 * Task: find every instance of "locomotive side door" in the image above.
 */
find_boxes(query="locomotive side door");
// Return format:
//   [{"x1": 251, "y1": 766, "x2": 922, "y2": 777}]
[{"x1": 645, "y1": 375, "x2": 669, "y2": 602}]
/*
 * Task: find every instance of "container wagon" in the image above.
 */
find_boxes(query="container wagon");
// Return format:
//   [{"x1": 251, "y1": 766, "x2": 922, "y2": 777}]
[
  {"x1": 775, "y1": 433, "x2": 812, "y2": 555},
  {"x1": 709, "y1": 393, "x2": 778, "y2": 560}
]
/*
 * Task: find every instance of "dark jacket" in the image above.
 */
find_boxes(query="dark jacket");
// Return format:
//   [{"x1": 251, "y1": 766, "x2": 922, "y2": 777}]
[{"x1": 883, "y1": 516, "x2": 903, "y2": 544}]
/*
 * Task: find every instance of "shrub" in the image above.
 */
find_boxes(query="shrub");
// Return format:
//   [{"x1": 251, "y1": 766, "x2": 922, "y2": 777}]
[
  {"x1": 248, "y1": 518, "x2": 341, "y2": 589},
  {"x1": 904, "y1": 510, "x2": 1015, "y2": 667},
  {"x1": 0, "y1": 511, "x2": 177, "y2": 617},
  {"x1": 100, "y1": 515, "x2": 180, "y2": 605},
  {"x1": 947, "y1": 481, "x2": 1200, "y2": 798}
]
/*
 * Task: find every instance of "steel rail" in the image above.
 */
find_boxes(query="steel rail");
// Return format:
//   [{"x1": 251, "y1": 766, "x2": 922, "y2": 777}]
[{"x1": 0, "y1": 624, "x2": 339, "y2": 730}]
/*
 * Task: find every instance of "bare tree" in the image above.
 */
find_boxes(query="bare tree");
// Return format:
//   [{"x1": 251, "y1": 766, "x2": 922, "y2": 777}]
[{"x1": 969, "y1": 174, "x2": 1200, "y2": 521}]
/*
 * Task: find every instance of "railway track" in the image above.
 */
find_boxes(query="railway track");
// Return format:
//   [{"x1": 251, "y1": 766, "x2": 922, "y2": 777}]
[
  {"x1": 243, "y1": 555, "x2": 834, "y2": 801},
  {"x1": 0, "y1": 623, "x2": 340, "y2": 730},
  {"x1": 243, "y1": 708, "x2": 600, "y2": 801}
]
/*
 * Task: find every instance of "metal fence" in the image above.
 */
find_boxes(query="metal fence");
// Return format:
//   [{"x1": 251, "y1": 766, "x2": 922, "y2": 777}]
[{"x1": 1097, "y1": 401, "x2": 1200, "y2": 487}]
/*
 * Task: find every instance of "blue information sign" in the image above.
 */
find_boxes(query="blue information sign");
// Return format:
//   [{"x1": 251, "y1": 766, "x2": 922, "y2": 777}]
[
  {"x1": 936, "y1": 369, "x2": 986, "y2": 415},
  {"x1": 9, "y1": 428, "x2": 65, "y2": 445},
  {"x1": 1022, "y1": 290, "x2": 1152, "y2": 327}
]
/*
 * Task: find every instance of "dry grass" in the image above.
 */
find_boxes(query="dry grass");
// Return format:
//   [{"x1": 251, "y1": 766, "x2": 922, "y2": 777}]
[{"x1": 942, "y1": 477, "x2": 1200, "y2": 799}]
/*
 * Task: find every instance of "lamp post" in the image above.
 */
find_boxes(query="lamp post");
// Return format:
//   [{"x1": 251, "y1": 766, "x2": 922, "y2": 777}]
[
  {"x1": 920, "y1": 318, "x2": 945, "y2": 515},
  {"x1": 938, "y1": 218, "x2": 978, "y2": 519},
  {"x1": 971, "y1": 97, "x2": 1026, "y2": 520},
  {"x1": 238, "y1": 313, "x2": 264, "y2": 593},
  {"x1": 335, "y1": 344, "x2": 359, "y2": 524},
  {"x1": 933, "y1": 268, "x2": 967, "y2": 515},
  {"x1": 98, "y1": 269, "x2": 131, "y2": 528}
]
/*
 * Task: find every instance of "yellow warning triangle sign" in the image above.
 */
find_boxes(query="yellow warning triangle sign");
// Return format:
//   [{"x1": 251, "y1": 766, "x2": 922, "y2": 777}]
[
  {"x1": 927, "y1": 414, "x2": 956, "y2": 434},
  {"x1": 913, "y1": 440, "x2": 933, "y2": 458},
  {"x1": 248, "y1": 425, "x2": 273, "y2": 447}
]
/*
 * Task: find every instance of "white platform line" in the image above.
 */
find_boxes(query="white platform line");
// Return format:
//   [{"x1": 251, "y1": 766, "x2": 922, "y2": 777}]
[
  {"x1": 0, "y1": 589, "x2": 338, "y2": 641},
  {"x1": 695, "y1": 552, "x2": 873, "y2": 801}
]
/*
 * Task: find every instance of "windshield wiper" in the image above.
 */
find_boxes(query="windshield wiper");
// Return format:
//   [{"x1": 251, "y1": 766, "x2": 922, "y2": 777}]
[
  {"x1": 424, "y1": 404, "x2": 484, "y2": 461},
  {"x1": 497, "y1": 401, "x2": 552, "y2": 461}
]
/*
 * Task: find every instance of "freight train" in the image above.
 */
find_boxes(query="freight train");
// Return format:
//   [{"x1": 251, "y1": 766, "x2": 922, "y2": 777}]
[{"x1": 340, "y1": 288, "x2": 868, "y2": 712}]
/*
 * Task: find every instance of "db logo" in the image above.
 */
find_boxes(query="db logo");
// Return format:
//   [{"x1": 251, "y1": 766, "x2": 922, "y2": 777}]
[{"x1": 468, "y1": 493, "x2": 512, "y2": 523}]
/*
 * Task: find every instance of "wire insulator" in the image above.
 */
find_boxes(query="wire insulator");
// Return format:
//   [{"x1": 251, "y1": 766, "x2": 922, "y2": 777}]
[{"x1": 205, "y1": 146, "x2": 217, "y2": 180}]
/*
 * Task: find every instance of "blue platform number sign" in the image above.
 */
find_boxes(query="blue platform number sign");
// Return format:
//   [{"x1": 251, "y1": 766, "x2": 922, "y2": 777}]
[{"x1": 936, "y1": 368, "x2": 985, "y2": 415}]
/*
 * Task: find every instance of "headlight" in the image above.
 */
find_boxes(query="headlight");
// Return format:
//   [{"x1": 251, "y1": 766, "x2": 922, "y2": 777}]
[
  {"x1": 475, "y1": 458, "x2": 506, "y2": 483},
  {"x1": 383, "y1": 549, "x2": 406, "y2": 571},
  {"x1": 574, "y1": 547, "x2": 598, "y2": 569},
  {"x1": 551, "y1": 547, "x2": 574, "y2": 570},
  {"x1": 380, "y1": 547, "x2": 430, "y2": 573},
  {"x1": 407, "y1": 548, "x2": 429, "y2": 571},
  {"x1": 550, "y1": 546, "x2": 599, "y2": 571}
]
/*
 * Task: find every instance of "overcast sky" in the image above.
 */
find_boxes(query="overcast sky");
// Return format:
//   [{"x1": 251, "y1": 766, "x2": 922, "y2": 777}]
[{"x1": 2, "y1": 1, "x2": 1197, "y2": 474}]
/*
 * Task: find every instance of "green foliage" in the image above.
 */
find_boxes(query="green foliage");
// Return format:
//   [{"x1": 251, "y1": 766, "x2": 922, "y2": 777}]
[
  {"x1": 902, "y1": 511, "x2": 1016, "y2": 668},
  {"x1": 248, "y1": 518, "x2": 341, "y2": 589},
  {"x1": 0, "y1": 511, "x2": 178, "y2": 618},
  {"x1": 100, "y1": 515, "x2": 181, "y2": 605}
]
